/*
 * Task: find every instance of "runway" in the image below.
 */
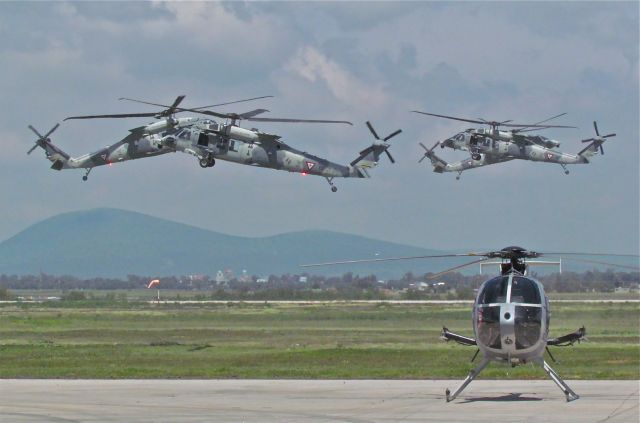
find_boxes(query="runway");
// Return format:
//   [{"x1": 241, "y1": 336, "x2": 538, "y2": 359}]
[{"x1": 0, "y1": 380, "x2": 637, "y2": 422}]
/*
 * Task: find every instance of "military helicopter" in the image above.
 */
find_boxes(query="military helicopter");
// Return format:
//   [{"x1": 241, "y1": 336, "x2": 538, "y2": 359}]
[
  {"x1": 413, "y1": 111, "x2": 616, "y2": 180},
  {"x1": 302, "y1": 247, "x2": 639, "y2": 402},
  {"x1": 28, "y1": 96, "x2": 400, "y2": 192}
]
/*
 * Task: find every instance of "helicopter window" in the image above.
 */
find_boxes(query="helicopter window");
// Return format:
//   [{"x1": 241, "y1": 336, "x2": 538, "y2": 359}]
[
  {"x1": 455, "y1": 134, "x2": 465, "y2": 141},
  {"x1": 510, "y1": 277, "x2": 541, "y2": 304},
  {"x1": 477, "y1": 305, "x2": 501, "y2": 349},
  {"x1": 483, "y1": 138, "x2": 490, "y2": 146},
  {"x1": 229, "y1": 140, "x2": 238, "y2": 152},
  {"x1": 478, "y1": 276, "x2": 509, "y2": 304},
  {"x1": 178, "y1": 130, "x2": 191, "y2": 140},
  {"x1": 514, "y1": 306, "x2": 542, "y2": 350}
]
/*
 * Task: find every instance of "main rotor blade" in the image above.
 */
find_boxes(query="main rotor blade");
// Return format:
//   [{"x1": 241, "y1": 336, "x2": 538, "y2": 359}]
[
  {"x1": 515, "y1": 113, "x2": 568, "y2": 133},
  {"x1": 383, "y1": 129, "x2": 402, "y2": 141},
  {"x1": 603, "y1": 133, "x2": 616, "y2": 138},
  {"x1": 366, "y1": 121, "x2": 380, "y2": 139},
  {"x1": 247, "y1": 117, "x2": 352, "y2": 125},
  {"x1": 413, "y1": 111, "x2": 486, "y2": 125},
  {"x1": 192, "y1": 95, "x2": 274, "y2": 110},
  {"x1": 427, "y1": 258, "x2": 492, "y2": 280},
  {"x1": 301, "y1": 252, "x2": 488, "y2": 268},
  {"x1": 593, "y1": 121, "x2": 600, "y2": 136},
  {"x1": 413, "y1": 111, "x2": 575, "y2": 129},
  {"x1": 118, "y1": 97, "x2": 181, "y2": 109},
  {"x1": 238, "y1": 109, "x2": 269, "y2": 119},
  {"x1": 64, "y1": 112, "x2": 158, "y2": 121},
  {"x1": 541, "y1": 252, "x2": 639, "y2": 257},
  {"x1": 559, "y1": 257, "x2": 639, "y2": 271}
]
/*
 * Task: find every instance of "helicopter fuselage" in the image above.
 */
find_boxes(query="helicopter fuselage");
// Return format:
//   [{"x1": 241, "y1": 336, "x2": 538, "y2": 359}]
[
  {"x1": 473, "y1": 271, "x2": 549, "y2": 365},
  {"x1": 42, "y1": 117, "x2": 365, "y2": 180}
]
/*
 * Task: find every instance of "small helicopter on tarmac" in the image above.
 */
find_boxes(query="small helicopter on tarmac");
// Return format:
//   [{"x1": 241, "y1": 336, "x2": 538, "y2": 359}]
[
  {"x1": 28, "y1": 96, "x2": 400, "y2": 192},
  {"x1": 413, "y1": 111, "x2": 616, "y2": 180},
  {"x1": 302, "y1": 247, "x2": 639, "y2": 402}
]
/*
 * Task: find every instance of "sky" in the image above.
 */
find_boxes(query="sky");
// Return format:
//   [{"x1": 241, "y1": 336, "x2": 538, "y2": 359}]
[{"x1": 1, "y1": 1, "x2": 638, "y2": 256}]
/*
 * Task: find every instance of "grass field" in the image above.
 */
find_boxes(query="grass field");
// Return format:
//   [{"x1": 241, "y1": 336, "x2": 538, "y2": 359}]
[{"x1": 0, "y1": 302, "x2": 638, "y2": 379}]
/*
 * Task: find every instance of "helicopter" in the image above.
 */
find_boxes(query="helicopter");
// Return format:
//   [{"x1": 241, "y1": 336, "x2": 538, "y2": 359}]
[
  {"x1": 413, "y1": 111, "x2": 616, "y2": 180},
  {"x1": 302, "y1": 246, "x2": 639, "y2": 402},
  {"x1": 28, "y1": 96, "x2": 401, "y2": 192}
]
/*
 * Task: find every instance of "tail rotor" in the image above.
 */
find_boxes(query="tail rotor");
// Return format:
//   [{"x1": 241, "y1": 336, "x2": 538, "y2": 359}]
[
  {"x1": 27, "y1": 123, "x2": 60, "y2": 155},
  {"x1": 581, "y1": 121, "x2": 616, "y2": 155},
  {"x1": 351, "y1": 121, "x2": 401, "y2": 166},
  {"x1": 418, "y1": 141, "x2": 441, "y2": 163}
]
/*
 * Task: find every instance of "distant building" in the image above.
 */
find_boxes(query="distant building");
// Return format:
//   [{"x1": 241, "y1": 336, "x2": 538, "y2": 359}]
[
  {"x1": 298, "y1": 276, "x2": 308, "y2": 283},
  {"x1": 215, "y1": 270, "x2": 227, "y2": 284}
]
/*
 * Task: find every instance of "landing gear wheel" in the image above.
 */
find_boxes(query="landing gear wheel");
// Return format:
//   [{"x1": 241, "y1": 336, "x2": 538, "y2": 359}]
[
  {"x1": 331, "y1": 186, "x2": 338, "y2": 193},
  {"x1": 82, "y1": 176, "x2": 88, "y2": 181},
  {"x1": 564, "y1": 170, "x2": 569, "y2": 175},
  {"x1": 472, "y1": 153, "x2": 481, "y2": 161},
  {"x1": 199, "y1": 158, "x2": 209, "y2": 168},
  {"x1": 207, "y1": 158, "x2": 216, "y2": 168}
]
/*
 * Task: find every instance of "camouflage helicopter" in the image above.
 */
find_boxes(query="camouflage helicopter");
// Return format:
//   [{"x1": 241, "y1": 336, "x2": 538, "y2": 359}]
[
  {"x1": 413, "y1": 111, "x2": 616, "y2": 180},
  {"x1": 302, "y1": 247, "x2": 639, "y2": 402},
  {"x1": 28, "y1": 96, "x2": 400, "y2": 192}
]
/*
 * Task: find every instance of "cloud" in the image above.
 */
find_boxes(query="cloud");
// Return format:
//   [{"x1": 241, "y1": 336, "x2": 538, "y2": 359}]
[{"x1": 285, "y1": 46, "x2": 387, "y2": 111}]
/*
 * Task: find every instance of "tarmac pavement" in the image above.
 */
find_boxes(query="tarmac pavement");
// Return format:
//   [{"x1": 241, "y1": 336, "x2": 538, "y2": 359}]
[{"x1": 0, "y1": 379, "x2": 638, "y2": 422}]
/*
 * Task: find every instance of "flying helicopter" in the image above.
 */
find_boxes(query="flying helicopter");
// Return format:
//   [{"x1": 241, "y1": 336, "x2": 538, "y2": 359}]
[
  {"x1": 302, "y1": 247, "x2": 639, "y2": 402},
  {"x1": 28, "y1": 96, "x2": 401, "y2": 192},
  {"x1": 413, "y1": 111, "x2": 616, "y2": 180}
]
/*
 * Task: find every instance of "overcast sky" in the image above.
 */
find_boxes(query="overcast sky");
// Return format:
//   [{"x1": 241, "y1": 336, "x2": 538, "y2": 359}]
[{"x1": 1, "y1": 1, "x2": 638, "y2": 255}]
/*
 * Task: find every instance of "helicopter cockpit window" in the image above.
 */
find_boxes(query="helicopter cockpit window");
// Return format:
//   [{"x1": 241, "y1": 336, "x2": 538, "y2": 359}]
[
  {"x1": 178, "y1": 130, "x2": 191, "y2": 140},
  {"x1": 455, "y1": 134, "x2": 465, "y2": 141},
  {"x1": 478, "y1": 276, "x2": 509, "y2": 304},
  {"x1": 510, "y1": 277, "x2": 541, "y2": 304},
  {"x1": 514, "y1": 306, "x2": 542, "y2": 350},
  {"x1": 477, "y1": 306, "x2": 501, "y2": 349}
]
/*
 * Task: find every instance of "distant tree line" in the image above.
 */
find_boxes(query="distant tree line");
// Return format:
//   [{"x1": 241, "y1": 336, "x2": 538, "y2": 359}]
[{"x1": 0, "y1": 269, "x2": 637, "y2": 301}]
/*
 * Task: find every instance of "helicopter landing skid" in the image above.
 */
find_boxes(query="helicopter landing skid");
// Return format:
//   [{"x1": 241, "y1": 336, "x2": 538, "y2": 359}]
[
  {"x1": 445, "y1": 357, "x2": 490, "y2": 402},
  {"x1": 540, "y1": 359, "x2": 580, "y2": 402}
]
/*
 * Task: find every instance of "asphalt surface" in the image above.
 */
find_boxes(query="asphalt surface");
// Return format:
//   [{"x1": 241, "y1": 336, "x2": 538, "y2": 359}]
[{"x1": 0, "y1": 380, "x2": 638, "y2": 422}]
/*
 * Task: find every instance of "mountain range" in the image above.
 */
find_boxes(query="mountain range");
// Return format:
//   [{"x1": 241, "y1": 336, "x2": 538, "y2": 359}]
[{"x1": 0, "y1": 208, "x2": 453, "y2": 278}]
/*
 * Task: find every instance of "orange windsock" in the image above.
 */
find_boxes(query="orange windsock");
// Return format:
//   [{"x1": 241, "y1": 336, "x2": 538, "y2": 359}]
[{"x1": 147, "y1": 279, "x2": 160, "y2": 289}]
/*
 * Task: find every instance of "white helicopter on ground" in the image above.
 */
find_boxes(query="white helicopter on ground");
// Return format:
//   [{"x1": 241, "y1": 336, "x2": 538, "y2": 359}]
[
  {"x1": 303, "y1": 246, "x2": 639, "y2": 402},
  {"x1": 414, "y1": 111, "x2": 616, "y2": 179},
  {"x1": 28, "y1": 96, "x2": 400, "y2": 192}
]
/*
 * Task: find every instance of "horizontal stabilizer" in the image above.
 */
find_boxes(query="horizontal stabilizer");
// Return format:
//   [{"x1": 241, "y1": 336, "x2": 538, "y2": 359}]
[
  {"x1": 441, "y1": 326, "x2": 477, "y2": 346},
  {"x1": 547, "y1": 326, "x2": 586, "y2": 346}
]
